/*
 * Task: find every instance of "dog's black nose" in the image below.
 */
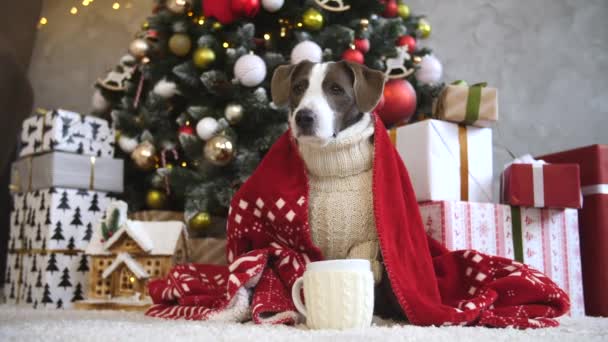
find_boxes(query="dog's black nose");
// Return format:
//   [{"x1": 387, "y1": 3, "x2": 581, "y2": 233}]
[{"x1": 295, "y1": 109, "x2": 315, "y2": 129}]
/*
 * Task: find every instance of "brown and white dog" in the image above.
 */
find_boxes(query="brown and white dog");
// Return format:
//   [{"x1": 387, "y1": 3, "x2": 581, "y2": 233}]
[
  {"x1": 271, "y1": 60, "x2": 385, "y2": 142},
  {"x1": 271, "y1": 61, "x2": 404, "y2": 317},
  {"x1": 271, "y1": 61, "x2": 386, "y2": 268}
]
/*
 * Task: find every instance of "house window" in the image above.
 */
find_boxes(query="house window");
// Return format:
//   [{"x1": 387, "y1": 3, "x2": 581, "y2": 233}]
[{"x1": 147, "y1": 261, "x2": 152, "y2": 266}]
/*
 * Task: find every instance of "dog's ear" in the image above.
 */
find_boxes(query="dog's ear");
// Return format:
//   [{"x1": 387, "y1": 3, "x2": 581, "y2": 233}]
[
  {"x1": 271, "y1": 64, "x2": 298, "y2": 108},
  {"x1": 343, "y1": 61, "x2": 386, "y2": 113}
]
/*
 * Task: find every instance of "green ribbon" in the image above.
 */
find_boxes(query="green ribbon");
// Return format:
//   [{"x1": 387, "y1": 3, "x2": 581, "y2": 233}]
[
  {"x1": 510, "y1": 206, "x2": 524, "y2": 262},
  {"x1": 451, "y1": 80, "x2": 469, "y2": 86},
  {"x1": 464, "y1": 82, "x2": 487, "y2": 125}
]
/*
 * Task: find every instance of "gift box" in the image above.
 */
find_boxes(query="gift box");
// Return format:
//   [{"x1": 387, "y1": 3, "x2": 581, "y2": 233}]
[
  {"x1": 419, "y1": 201, "x2": 513, "y2": 257},
  {"x1": 18, "y1": 109, "x2": 114, "y2": 158},
  {"x1": 392, "y1": 119, "x2": 493, "y2": 202},
  {"x1": 501, "y1": 158, "x2": 582, "y2": 208},
  {"x1": 10, "y1": 152, "x2": 124, "y2": 193},
  {"x1": 433, "y1": 83, "x2": 498, "y2": 127},
  {"x1": 3, "y1": 251, "x2": 90, "y2": 309},
  {"x1": 510, "y1": 207, "x2": 585, "y2": 316},
  {"x1": 539, "y1": 144, "x2": 608, "y2": 316},
  {"x1": 7, "y1": 188, "x2": 112, "y2": 251},
  {"x1": 420, "y1": 200, "x2": 585, "y2": 316}
]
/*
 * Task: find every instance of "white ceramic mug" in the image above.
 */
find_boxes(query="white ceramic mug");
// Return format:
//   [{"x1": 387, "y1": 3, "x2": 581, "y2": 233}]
[{"x1": 291, "y1": 259, "x2": 374, "y2": 330}]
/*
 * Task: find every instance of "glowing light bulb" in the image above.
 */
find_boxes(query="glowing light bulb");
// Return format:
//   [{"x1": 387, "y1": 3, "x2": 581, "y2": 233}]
[
  {"x1": 181, "y1": 162, "x2": 187, "y2": 167},
  {"x1": 222, "y1": 42, "x2": 229, "y2": 48},
  {"x1": 129, "y1": 276, "x2": 135, "y2": 283},
  {"x1": 39, "y1": 17, "x2": 48, "y2": 25},
  {"x1": 263, "y1": 33, "x2": 270, "y2": 40},
  {"x1": 112, "y1": 2, "x2": 120, "y2": 10},
  {"x1": 70, "y1": 7, "x2": 78, "y2": 14},
  {"x1": 82, "y1": 0, "x2": 90, "y2": 6}
]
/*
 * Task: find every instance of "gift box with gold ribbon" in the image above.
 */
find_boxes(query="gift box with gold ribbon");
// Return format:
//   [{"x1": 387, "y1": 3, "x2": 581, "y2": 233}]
[
  {"x1": 391, "y1": 119, "x2": 493, "y2": 203},
  {"x1": 433, "y1": 82, "x2": 498, "y2": 127},
  {"x1": 10, "y1": 152, "x2": 123, "y2": 194}
]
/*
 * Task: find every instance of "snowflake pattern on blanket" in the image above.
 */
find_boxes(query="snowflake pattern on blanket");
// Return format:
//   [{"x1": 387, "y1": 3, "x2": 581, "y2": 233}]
[{"x1": 146, "y1": 115, "x2": 569, "y2": 328}]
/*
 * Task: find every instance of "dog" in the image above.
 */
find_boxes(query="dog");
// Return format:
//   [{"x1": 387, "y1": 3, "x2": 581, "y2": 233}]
[
  {"x1": 271, "y1": 60, "x2": 402, "y2": 318},
  {"x1": 271, "y1": 59, "x2": 387, "y2": 277}
]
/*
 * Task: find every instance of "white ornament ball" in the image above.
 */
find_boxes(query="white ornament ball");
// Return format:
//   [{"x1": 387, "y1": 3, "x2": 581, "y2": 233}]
[
  {"x1": 196, "y1": 117, "x2": 219, "y2": 141},
  {"x1": 234, "y1": 54, "x2": 267, "y2": 87},
  {"x1": 153, "y1": 78, "x2": 180, "y2": 98},
  {"x1": 91, "y1": 88, "x2": 110, "y2": 114},
  {"x1": 415, "y1": 54, "x2": 443, "y2": 85},
  {"x1": 262, "y1": 0, "x2": 284, "y2": 12},
  {"x1": 118, "y1": 136, "x2": 139, "y2": 153},
  {"x1": 291, "y1": 40, "x2": 323, "y2": 64}
]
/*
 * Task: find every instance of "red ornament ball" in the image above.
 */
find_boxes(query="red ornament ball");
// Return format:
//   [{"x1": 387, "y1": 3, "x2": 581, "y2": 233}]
[
  {"x1": 231, "y1": 0, "x2": 261, "y2": 18},
  {"x1": 341, "y1": 49, "x2": 365, "y2": 64},
  {"x1": 382, "y1": 0, "x2": 398, "y2": 18},
  {"x1": 354, "y1": 38, "x2": 370, "y2": 53},
  {"x1": 179, "y1": 125, "x2": 195, "y2": 135},
  {"x1": 396, "y1": 35, "x2": 417, "y2": 53},
  {"x1": 375, "y1": 79, "x2": 417, "y2": 127}
]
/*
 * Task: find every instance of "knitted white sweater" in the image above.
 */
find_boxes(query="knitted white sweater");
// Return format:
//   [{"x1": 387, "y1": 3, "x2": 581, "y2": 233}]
[{"x1": 297, "y1": 114, "x2": 383, "y2": 283}]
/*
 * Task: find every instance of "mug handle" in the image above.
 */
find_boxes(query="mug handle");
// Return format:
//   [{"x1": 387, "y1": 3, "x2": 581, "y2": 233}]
[{"x1": 291, "y1": 277, "x2": 307, "y2": 318}]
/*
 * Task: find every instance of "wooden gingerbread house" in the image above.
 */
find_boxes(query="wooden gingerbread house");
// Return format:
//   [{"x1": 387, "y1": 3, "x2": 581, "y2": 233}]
[{"x1": 77, "y1": 201, "x2": 188, "y2": 310}]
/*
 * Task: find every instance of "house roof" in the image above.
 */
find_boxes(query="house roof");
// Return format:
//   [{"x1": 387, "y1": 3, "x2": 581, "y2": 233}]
[
  {"x1": 86, "y1": 220, "x2": 186, "y2": 256},
  {"x1": 102, "y1": 252, "x2": 148, "y2": 279},
  {"x1": 103, "y1": 221, "x2": 155, "y2": 253}
]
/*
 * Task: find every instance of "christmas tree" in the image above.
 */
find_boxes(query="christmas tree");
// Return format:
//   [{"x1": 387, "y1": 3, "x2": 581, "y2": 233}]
[
  {"x1": 46, "y1": 253, "x2": 59, "y2": 273},
  {"x1": 57, "y1": 191, "x2": 71, "y2": 210},
  {"x1": 77, "y1": 254, "x2": 89, "y2": 273},
  {"x1": 72, "y1": 283, "x2": 85, "y2": 302},
  {"x1": 41, "y1": 284, "x2": 53, "y2": 305},
  {"x1": 70, "y1": 207, "x2": 83, "y2": 228},
  {"x1": 51, "y1": 222, "x2": 65, "y2": 241},
  {"x1": 88, "y1": 194, "x2": 101, "y2": 212},
  {"x1": 95, "y1": 0, "x2": 442, "y2": 225},
  {"x1": 83, "y1": 223, "x2": 94, "y2": 241},
  {"x1": 58, "y1": 268, "x2": 72, "y2": 289}
]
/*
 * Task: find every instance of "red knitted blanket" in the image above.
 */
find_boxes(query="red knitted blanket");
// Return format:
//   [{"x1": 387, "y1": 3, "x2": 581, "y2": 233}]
[{"x1": 146, "y1": 116, "x2": 569, "y2": 328}]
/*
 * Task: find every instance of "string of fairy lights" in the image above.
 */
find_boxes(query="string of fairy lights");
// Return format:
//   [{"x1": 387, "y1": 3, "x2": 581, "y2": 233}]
[{"x1": 38, "y1": 1, "x2": 134, "y2": 29}]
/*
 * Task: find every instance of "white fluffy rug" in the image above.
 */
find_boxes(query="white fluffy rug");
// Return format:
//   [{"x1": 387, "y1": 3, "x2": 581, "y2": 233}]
[{"x1": 0, "y1": 306, "x2": 607, "y2": 342}]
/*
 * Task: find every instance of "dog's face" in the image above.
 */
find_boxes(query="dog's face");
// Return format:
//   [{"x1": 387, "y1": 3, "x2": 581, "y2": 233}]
[{"x1": 271, "y1": 61, "x2": 386, "y2": 142}]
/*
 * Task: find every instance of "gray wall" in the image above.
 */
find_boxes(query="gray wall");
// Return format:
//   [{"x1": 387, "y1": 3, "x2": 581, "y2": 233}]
[{"x1": 29, "y1": 0, "x2": 608, "y2": 197}]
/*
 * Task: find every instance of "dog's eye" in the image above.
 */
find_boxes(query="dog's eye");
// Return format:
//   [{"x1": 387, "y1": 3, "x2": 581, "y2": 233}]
[
  {"x1": 293, "y1": 81, "x2": 308, "y2": 95},
  {"x1": 330, "y1": 84, "x2": 344, "y2": 95}
]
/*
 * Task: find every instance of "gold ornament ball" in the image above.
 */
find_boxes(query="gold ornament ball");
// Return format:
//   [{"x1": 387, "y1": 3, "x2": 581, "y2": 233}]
[
  {"x1": 418, "y1": 19, "x2": 432, "y2": 39},
  {"x1": 146, "y1": 189, "x2": 167, "y2": 209},
  {"x1": 204, "y1": 135, "x2": 235, "y2": 166},
  {"x1": 169, "y1": 33, "x2": 192, "y2": 56},
  {"x1": 129, "y1": 38, "x2": 150, "y2": 59},
  {"x1": 224, "y1": 103, "x2": 244, "y2": 124},
  {"x1": 192, "y1": 47, "x2": 216, "y2": 69},
  {"x1": 166, "y1": 0, "x2": 189, "y2": 14},
  {"x1": 398, "y1": 4, "x2": 410, "y2": 19},
  {"x1": 212, "y1": 22, "x2": 223, "y2": 31},
  {"x1": 189, "y1": 212, "x2": 212, "y2": 231},
  {"x1": 131, "y1": 141, "x2": 157, "y2": 171},
  {"x1": 302, "y1": 8, "x2": 324, "y2": 31},
  {"x1": 142, "y1": 21, "x2": 150, "y2": 29}
]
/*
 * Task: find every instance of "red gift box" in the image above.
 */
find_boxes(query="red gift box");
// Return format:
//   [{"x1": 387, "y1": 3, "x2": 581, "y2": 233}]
[
  {"x1": 539, "y1": 144, "x2": 608, "y2": 317},
  {"x1": 501, "y1": 163, "x2": 582, "y2": 208}
]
